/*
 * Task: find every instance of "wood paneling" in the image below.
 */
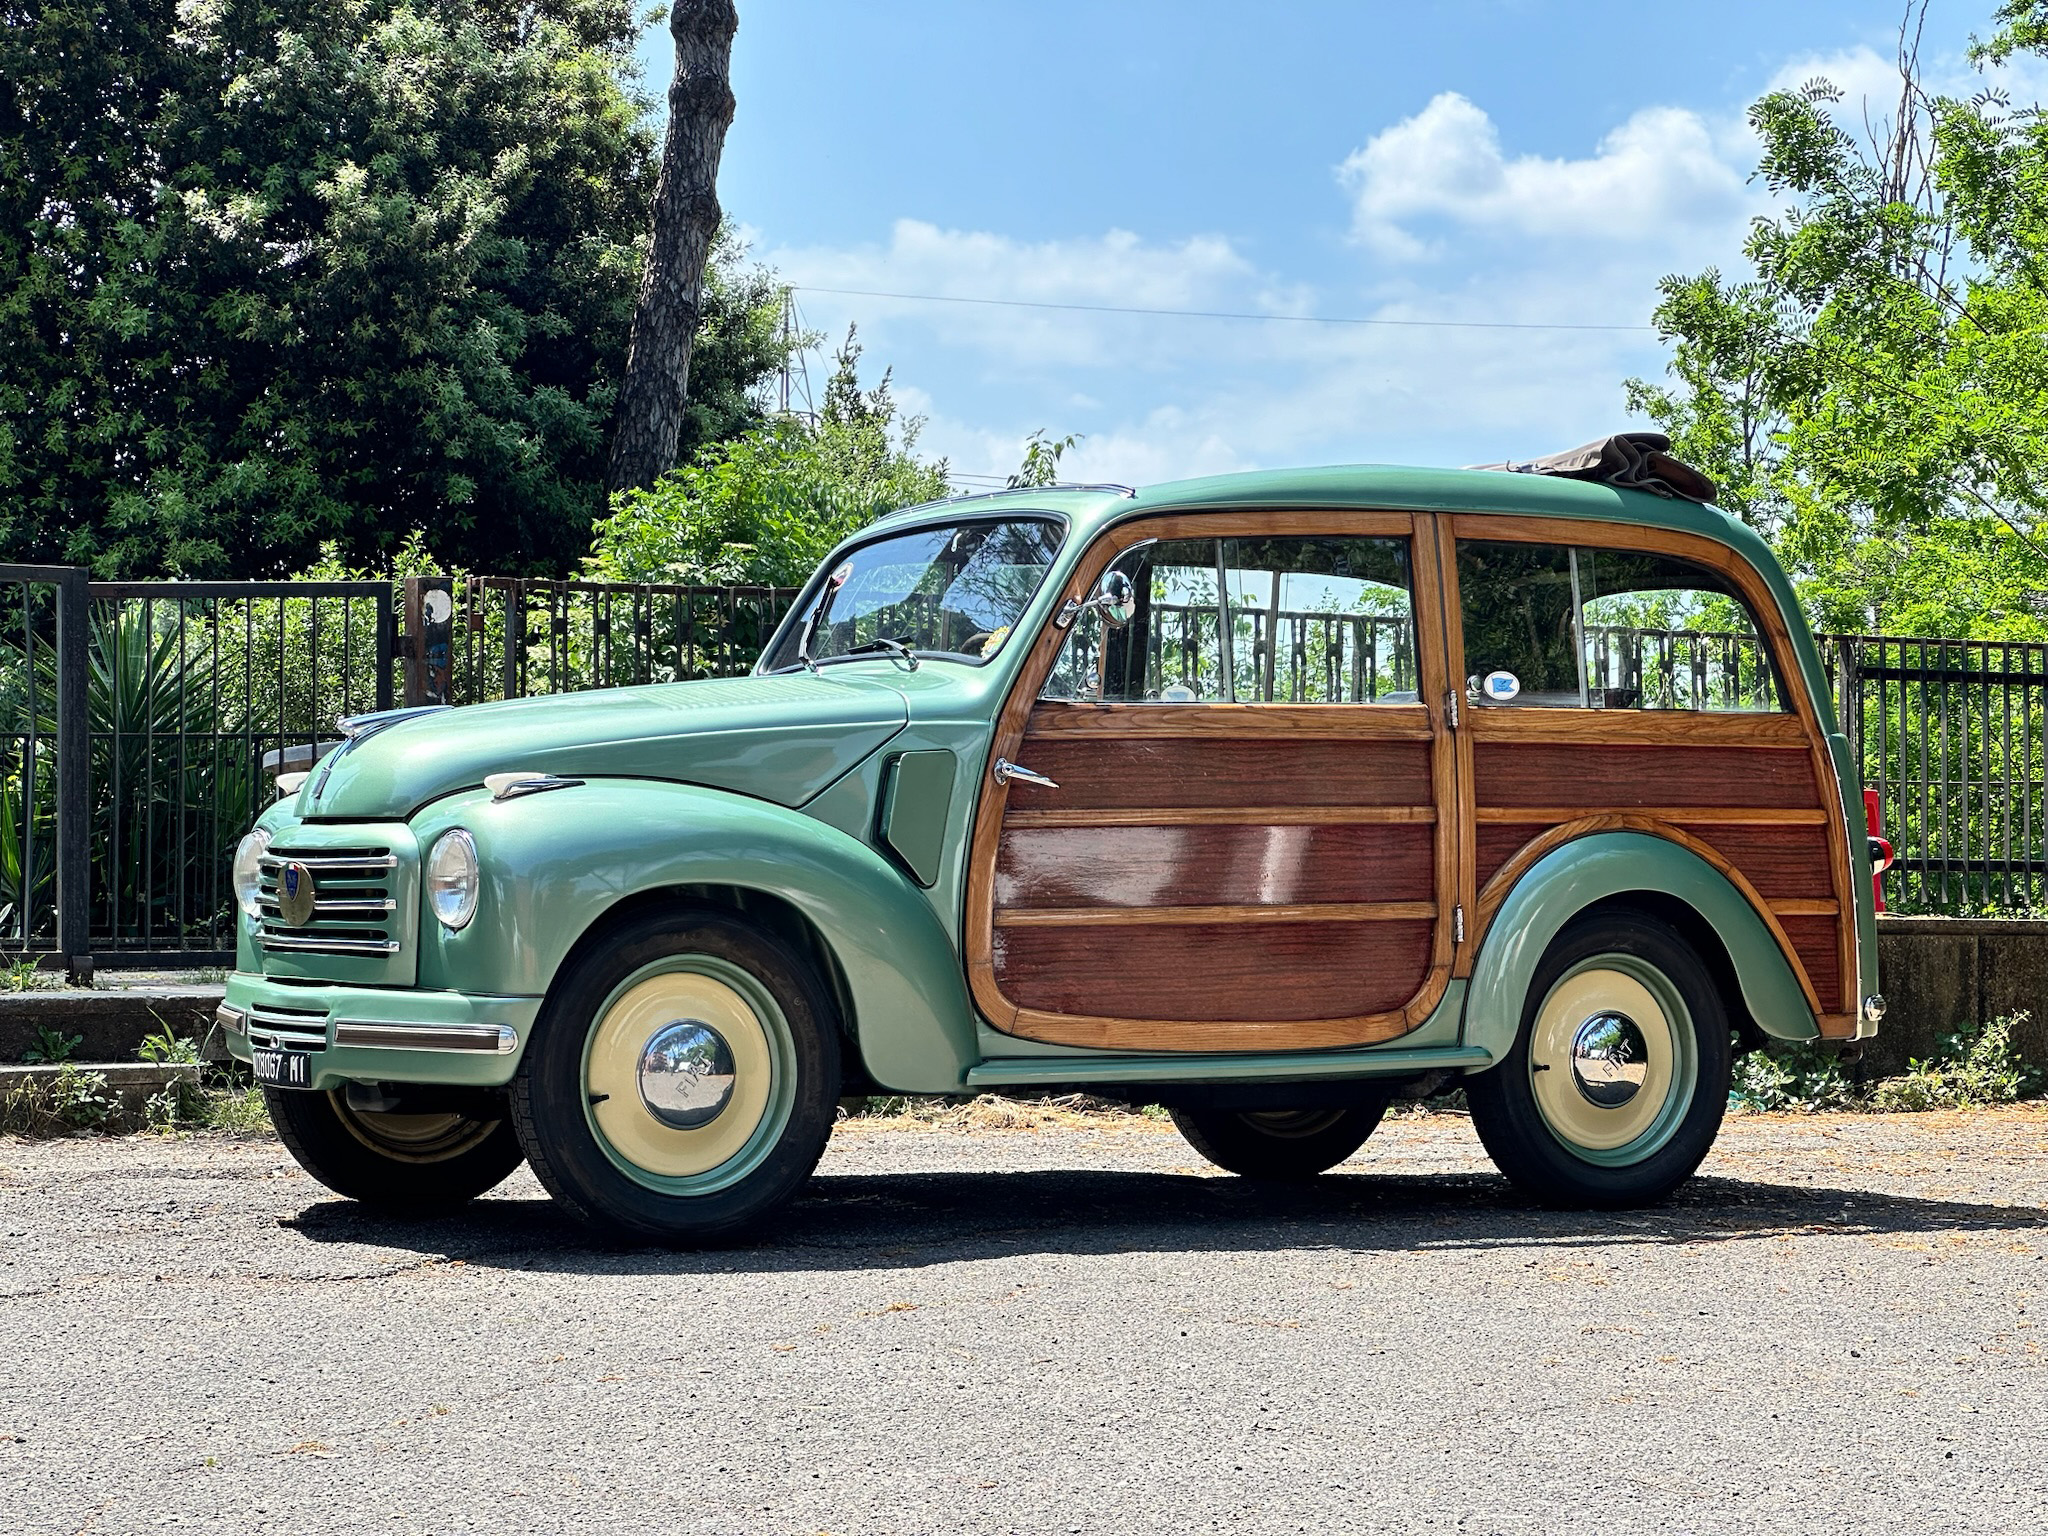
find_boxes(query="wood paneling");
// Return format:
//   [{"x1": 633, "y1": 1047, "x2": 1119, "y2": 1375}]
[
  {"x1": 1677, "y1": 824, "x2": 1836, "y2": 901},
  {"x1": 1781, "y1": 915, "x2": 1843, "y2": 1012},
  {"x1": 992, "y1": 920, "x2": 1434, "y2": 1022},
  {"x1": 1475, "y1": 824, "x2": 1533, "y2": 891},
  {"x1": 1474, "y1": 743, "x2": 1820, "y2": 809},
  {"x1": 1025, "y1": 701, "x2": 1433, "y2": 740},
  {"x1": 1005, "y1": 737, "x2": 1432, "y2": 812},
  {"x1": 995, "y1": 822, "x2": 1435, "y2": 909},
  {"x1": 1448, "y1": 511, "x2": 1861, "y2": 1012}
]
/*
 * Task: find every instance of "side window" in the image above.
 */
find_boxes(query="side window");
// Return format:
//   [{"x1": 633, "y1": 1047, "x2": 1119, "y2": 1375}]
[
  {"x1": 1042, "y1": 535, "x2": 1418, "y2": 703},
  {"x1": 1456, "y1": 539, "x2": 1785, "y2": 712}
]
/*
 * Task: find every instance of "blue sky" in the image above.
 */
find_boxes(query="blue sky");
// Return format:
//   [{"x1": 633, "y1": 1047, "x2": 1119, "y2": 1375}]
[{"x1": 638, "y1": 2, "x2": 2018, "y2": 489}]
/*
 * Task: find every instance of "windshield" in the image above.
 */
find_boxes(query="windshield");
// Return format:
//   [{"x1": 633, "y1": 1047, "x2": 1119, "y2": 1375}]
[{"x1": 763, "y1": 518, "x2": 1064, "y2": 670}]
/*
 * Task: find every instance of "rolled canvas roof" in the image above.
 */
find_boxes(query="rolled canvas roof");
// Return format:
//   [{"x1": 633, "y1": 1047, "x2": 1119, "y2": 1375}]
[{"x1": 1469, "y1": 431, "x2": 1719, "y2": 505}]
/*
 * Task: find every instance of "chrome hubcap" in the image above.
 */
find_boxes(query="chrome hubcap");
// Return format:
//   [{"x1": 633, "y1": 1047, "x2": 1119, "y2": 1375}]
[
  {"x1": 1569, "y1": 1011, "x2": 1649, "y2": 1109},
  {"x1": 636, "y1": 1020, "x2": 736, "y2": 1129}
]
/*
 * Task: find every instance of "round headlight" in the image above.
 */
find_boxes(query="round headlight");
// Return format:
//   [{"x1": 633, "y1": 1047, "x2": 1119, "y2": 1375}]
[
  {"x1": 232, "y1": 828, "x2": 271, "y2": 920},
  {"x1": 426, "y1": 828, "x2": 480, "y2": 931}
]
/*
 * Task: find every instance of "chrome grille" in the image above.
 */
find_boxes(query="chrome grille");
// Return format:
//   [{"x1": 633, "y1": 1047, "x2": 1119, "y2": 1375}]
[
  {"x1": 258, "y1": 847, "x2": 401, "y2": 957},
  {"x1": 245, "y1": 1003, "x2": 330, "y2": 1052}
]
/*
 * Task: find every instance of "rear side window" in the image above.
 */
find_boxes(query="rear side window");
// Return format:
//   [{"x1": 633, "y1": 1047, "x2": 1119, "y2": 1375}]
[{"x1": 1456, "y1": 540, "x2": 1784, "y2": 712}]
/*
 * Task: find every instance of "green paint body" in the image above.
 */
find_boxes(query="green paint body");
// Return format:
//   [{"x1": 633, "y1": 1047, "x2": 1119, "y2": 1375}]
[{"x1": 224, "y1": 464, "x2": 1873, "y2": 1098}]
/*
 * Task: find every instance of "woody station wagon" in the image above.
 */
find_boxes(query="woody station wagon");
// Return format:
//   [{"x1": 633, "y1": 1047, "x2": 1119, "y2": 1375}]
[{"x1": 221, "y1": 435, "x2": 1885, "y2": 1242}]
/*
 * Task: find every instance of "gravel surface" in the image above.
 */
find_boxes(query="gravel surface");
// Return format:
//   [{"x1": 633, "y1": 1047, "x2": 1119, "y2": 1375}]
[{"x1": 4, "y1": 1106, "x2": 2048, "y2": 1535}]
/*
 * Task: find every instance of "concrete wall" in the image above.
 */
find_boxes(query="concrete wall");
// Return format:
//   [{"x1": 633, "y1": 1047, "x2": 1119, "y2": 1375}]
[{"x1": 1867, "y1": 916, "x2": 2048, "y2": 1076}]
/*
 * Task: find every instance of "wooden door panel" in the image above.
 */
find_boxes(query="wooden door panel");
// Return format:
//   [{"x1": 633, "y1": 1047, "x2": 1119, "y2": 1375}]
[
  {"x1": 965, "y1": 508, "x2": 1457, "y2": 1053},
  {"x1": 995, "y1": 822, "x2": 1436, "y2": 910},
  {"x1": 1006, "y1": 733, "x2": 1432, "y2": 810},
  {"x1": 993, "y1": 918, "x2": 1435, "y2": 1022}
]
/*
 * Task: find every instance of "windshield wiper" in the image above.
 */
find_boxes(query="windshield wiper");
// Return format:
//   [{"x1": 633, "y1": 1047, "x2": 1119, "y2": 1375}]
[{"x1": 841, "y1": 636, "x2": 920, "y2": 670}]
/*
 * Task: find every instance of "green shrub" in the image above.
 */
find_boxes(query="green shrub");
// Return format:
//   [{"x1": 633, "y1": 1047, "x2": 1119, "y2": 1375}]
[
  {"x1": 1867, "y1": 1014, "x2": 2040, "y2": 1112},
  {"x1": 20, "y1": 1025, "x2": 80, "y2": 1063},
  {"x1": 1730, "y1": 1040, "x2": 1858, "y2": 1113}
]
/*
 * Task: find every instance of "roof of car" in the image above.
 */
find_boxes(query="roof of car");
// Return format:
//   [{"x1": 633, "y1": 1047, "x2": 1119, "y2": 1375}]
[{"x1": 871, "y1": 461, "x2": 1752, "y2": 552}]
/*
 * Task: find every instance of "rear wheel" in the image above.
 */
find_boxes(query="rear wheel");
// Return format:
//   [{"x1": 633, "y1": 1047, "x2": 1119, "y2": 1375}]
[
  {"x1": 264, "y1": 1086, "x2": 524, "y2": 1211},
  {"x1": 1169, "y1": 1090, "x2": 1395, "y2": 1180},
  {"x1": 511, "y1": 909, "x2": 840, "y2": 1245},
  {"x1": 1467, "y1": 910, "x2": 1731, "y2": 1208}
]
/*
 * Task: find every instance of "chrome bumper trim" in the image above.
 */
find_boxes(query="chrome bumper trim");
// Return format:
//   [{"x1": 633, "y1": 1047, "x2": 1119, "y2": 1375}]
[{"x1": 332, "y1": 1022, "x2": 517, "y2": 1055}]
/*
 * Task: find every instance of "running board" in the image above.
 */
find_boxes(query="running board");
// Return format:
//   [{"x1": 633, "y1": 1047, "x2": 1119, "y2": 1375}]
[{"x1": 964, "y1": 1044, "x2": 1493, "y2": 1091}]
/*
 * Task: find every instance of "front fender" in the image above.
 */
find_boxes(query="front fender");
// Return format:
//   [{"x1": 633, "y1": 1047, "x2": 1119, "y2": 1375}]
[
  {"x1": 412, "y1": 780, "x2": 978, "y2": 1093},
  {"x1": 1463, "y1": 831, "x2": 1819, "y2": 1059}
]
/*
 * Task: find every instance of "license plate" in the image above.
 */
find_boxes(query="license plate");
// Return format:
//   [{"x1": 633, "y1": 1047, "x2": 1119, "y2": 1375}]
[{"x1": 252, "y1": 1047, "x2": 312, "y2": 1090}]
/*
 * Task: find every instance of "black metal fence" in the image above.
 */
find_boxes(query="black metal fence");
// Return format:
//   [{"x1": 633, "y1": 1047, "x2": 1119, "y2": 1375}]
[
  {"x1": 6, "y1": 556, "x2": 2048, "y2": 974},
  {"x1": 1824, "y1": 636, "x2": 2048, "y2": 913},
  {"x1": 0, "y1": 569, "x2": 790, "y2": 974}
]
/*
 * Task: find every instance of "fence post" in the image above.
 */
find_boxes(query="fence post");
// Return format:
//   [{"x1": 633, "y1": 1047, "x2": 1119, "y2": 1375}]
[
  {"x1": 401, "y1": 576, "x2": 454, "y2": 707},
  {"x1": 54, "y1": 569, "x2": 91, "y2": 984}
]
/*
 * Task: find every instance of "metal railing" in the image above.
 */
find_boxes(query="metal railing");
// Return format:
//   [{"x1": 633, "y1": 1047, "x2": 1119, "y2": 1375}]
[
  {"x1": 9, "y1": 555, "x2": 2048, "y2": 975},
  {"x1": 1825, "y1": 636, "x2": 2048, "y2": 913}
]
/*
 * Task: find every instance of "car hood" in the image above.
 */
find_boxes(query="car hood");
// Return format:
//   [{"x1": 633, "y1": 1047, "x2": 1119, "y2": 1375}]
[{"x1": 303, "y1": 672, "x2": 909, "y2": 820}]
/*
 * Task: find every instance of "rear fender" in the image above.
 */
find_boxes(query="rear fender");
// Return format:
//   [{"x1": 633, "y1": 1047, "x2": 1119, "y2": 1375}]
[{"x1": 1462, "y1": 831, "x2": 1819, "y2": 1059}]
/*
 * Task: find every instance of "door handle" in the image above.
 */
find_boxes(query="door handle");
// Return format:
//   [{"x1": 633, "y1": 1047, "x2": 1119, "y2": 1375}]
[{"x1": 993, "y1": 757, "x2": 1058, "y2": 790}]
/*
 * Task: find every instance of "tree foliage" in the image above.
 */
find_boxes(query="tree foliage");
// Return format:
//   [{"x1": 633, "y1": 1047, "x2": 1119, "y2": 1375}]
[
  {"x1": 1629, "y1": 2, "x2": 2048, "y2": 637},
  {"x1": 585, "y1": 328, "x2": 951, "y2": 587},
  {"x1": 0, "y1": 1, "x2": 788, "y2": 578}
]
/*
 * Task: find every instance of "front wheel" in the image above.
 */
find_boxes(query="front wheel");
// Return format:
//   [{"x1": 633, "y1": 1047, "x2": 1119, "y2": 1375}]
[
  {"x1": 1467, "y1": 910, "x2": 1732, "y2": 1208},
  {"x1": 511, "y1": 909, "x2": 841, "y2": 1245},
  {"x1": 264, "y1": 1086, "x2": 524, "y2": 1211}
]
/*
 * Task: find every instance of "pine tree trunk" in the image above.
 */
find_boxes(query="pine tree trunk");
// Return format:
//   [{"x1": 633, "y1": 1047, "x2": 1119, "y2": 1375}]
[{"x1": 606, "y1": 0, "x2": 739, "y2": 493}]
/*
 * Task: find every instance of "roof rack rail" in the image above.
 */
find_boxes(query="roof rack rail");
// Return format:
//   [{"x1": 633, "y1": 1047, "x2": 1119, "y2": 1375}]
[{"x1": 897, "y1": 481, "x2": 1139, "y2": 516}]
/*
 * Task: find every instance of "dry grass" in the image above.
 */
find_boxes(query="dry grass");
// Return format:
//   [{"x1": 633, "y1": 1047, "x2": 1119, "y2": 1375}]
[{"x1": 836, "y1": 1093, "x2": 1175, "y2": 1135}]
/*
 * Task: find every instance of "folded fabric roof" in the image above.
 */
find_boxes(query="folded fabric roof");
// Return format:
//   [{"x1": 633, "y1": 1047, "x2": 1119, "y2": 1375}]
[{"x1": 1469, "y1": 431, "x2": 1719, "y2": 505}]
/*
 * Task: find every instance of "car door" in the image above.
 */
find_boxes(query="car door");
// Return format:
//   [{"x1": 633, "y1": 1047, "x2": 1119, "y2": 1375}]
[
  {"x1": 1443, "y1": 515, "x2": 1859, "y2": 1033},
  {"x1": 964, "y1": 510, "x2": 1460, "y2": 1051}
]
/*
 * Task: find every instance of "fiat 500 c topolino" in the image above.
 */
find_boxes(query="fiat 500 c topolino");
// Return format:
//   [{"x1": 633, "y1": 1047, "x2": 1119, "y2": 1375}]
[{"x1": 222, "y1": 444, "x2": 1884, "y2": 1242}]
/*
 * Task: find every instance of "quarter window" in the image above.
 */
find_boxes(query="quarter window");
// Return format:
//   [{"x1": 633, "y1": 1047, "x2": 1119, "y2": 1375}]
[
  {"x1": 1042, "y1": 535, "x2": 1418, "y2": 704},
  {"x1": 1456, "y1": 540, "x2": 1784, "y2": 712}
]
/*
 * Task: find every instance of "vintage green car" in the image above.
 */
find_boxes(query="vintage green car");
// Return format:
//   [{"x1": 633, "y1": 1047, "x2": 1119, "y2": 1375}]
[{"x1": 221, "y1": 441, "x2": 1883, "y2": 1241}]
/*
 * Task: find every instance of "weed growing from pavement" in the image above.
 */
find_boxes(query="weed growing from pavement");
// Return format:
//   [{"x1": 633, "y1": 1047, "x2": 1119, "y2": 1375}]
[
  {"x1": 20, "y1": 1025, "x2": 80, "y2": 1063},
  {"x1": 0, "y1": 1061, "x2": 117, "y2": 1134}
]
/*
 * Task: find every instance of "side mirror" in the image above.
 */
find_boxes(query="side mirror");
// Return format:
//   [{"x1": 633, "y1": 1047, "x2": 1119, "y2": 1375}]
[
  {"x1": 1057, "y1": 569, "x2": 1137, "y2": 631},
  {"x1": 1093, "y1": 570, "x2": 1135, "y2": 629}
]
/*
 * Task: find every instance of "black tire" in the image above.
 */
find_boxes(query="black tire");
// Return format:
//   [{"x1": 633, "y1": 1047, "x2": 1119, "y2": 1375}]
[
  {"x1": 264, "y1": 1086, "x2": 524, "y2": 1211},
  {"x1": 1168, "y1": 1092, "x2": 1394, "y2": 1180},
  {"x1": 511, "y1": 908, "x2": 841, "y2": 1245},
  {"x1": 1466, "y1": 909, "x2": 1732, "y2": 1209}
]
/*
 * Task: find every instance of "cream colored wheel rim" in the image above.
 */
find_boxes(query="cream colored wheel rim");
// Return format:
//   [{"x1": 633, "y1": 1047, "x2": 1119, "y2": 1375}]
[
  {"x1": 1529, "y1": 966, "x2": 1677, "y2": 1153},
  {"x1": 586, "y1": 971, "x2": 774, "y2": 1178},
  {"x1": 334, "y1": 1098, "x2": 500, "y2": 1163}
]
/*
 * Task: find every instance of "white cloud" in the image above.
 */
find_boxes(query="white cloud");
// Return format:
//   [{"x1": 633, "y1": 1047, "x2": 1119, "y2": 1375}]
[{"x1": 1337, "y1": 92, "x2": 1755, "y2": 260}]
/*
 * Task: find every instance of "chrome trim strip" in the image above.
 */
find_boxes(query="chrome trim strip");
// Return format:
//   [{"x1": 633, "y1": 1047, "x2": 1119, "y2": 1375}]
[
  {"x1": 256, "y1": 933, "x2": 401, "y2": 956},
  {"x1": 332, "y1": 1022, "x2": 517, "y2": 1055},
  {"x1": 258, "y1": 896, "x2": 397, "y2": 916},
  {"x1": 259, "y1": 853, "x2": 398, "y2": 872},
  {"x1": 215, "y1": 1003, "x2": 246, "y2": 1032}
]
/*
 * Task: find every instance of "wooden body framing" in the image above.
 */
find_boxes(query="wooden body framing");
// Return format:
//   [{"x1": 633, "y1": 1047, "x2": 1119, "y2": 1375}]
[{"x1": 963, "y1": 507, "x2": 1860, "y2": 1051}]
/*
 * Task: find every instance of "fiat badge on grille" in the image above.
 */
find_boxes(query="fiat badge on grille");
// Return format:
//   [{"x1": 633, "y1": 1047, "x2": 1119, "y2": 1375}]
[{"x1": 277, "y1": 862, "x2": 318, "y2": 928}]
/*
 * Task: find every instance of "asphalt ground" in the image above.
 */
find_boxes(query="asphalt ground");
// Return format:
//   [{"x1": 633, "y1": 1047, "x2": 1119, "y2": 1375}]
[{"x1": 4, "y1": 1104, "x2": 2047, "y2": 1536}]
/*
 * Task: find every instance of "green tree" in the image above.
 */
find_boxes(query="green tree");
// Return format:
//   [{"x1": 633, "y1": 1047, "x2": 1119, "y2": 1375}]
[
  {"x1": 1628, "y1": 1, "x2": 2048, "y2": 638},
  {"x1": 586, "y1": 327, "x2": 951, "y2": 586},
  {"x1": 0, "y1": 1, "x2": 788, "y2": 579}
]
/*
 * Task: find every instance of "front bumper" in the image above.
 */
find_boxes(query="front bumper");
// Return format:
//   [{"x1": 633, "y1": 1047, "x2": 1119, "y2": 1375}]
[{"x1": 220, "y1": 972, "x2": 544, "y2": 1092}]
